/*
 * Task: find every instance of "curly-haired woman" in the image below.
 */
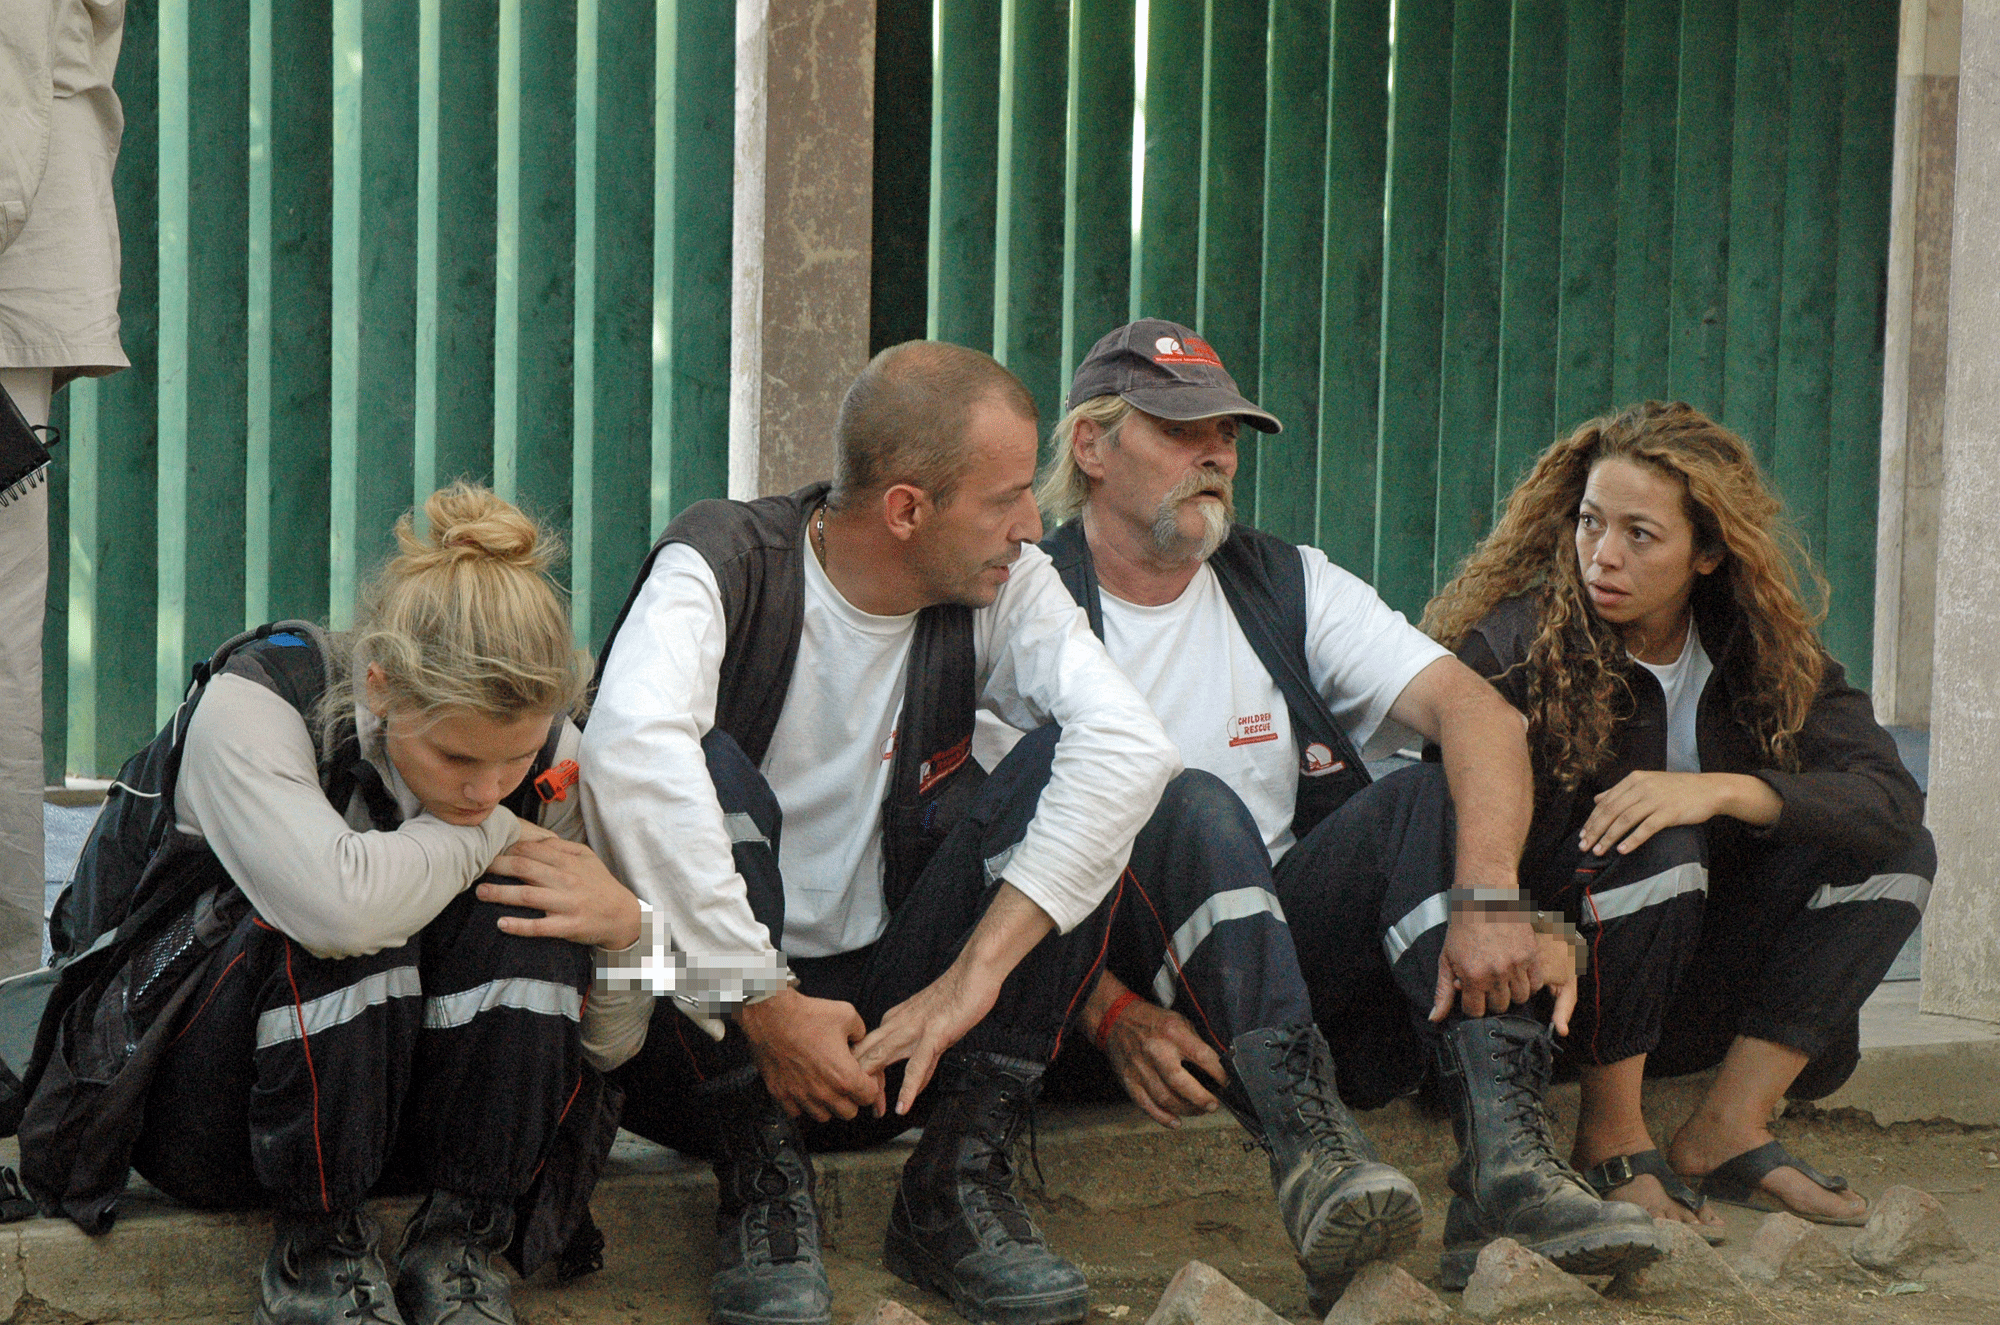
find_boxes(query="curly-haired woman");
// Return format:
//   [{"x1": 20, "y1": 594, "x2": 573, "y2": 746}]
[{"x1": 1423, "y1": 401, "x2": 1930, "y2": 1236}]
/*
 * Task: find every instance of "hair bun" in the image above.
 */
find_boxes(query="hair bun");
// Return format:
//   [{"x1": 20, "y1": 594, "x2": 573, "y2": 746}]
[{"x1": 396, "y1": 481, "x2": 556, "y2": 573}]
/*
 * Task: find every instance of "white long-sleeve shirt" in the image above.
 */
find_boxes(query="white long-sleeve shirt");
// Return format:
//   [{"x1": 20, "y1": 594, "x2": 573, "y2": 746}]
[{"x1": 579, "y1": 537, "x2": 1180, "y2": 1044}]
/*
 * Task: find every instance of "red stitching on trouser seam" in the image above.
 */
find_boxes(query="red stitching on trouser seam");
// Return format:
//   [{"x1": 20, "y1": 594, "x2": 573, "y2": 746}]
[
  {"x1": 280, "y1": 938, "x2": 333, "y2": 1212},
  {"x1": 1584, "y1": 887, "x2": 1606, "y2": 1063},
  {"x1": 528, "y1": 1070, "x2": 588, "y2": 1184},
  {"x1": 1050, "y1": 873, "x2": 1126, "y2": 1061},
  {"x1": 173, "y1": 950, "x2": 247, "y2": 1044},
  {"x1": 1124, "y1": 873, "x2": 1227, "y2": 1055}
]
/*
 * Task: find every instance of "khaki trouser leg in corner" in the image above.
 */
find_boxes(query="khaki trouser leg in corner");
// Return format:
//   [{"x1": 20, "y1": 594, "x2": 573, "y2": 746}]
[{"x1": 0, "y1": 366, "x2": 53, "y2": 976}]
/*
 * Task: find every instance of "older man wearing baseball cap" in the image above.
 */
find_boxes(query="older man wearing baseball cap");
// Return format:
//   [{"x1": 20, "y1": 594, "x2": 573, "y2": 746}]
[{"x1": 1023, "y1": 319, "x2": 1664, "y2": 1291}]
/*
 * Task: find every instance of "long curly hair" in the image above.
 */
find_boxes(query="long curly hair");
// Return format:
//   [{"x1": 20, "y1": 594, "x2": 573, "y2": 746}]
[{"x1": 1423, "y1": 402, "x2": 1828, "y2": 788}]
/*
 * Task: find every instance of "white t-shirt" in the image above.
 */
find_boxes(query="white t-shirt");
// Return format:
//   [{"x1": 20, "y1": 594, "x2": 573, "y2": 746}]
[
  {"x1": 1631, "y1": 626, "x2": 1714, "y2": 774},
  {"x1": 975, "y1": 547, "x2": 1450, "y2": 863},
  {"x1": 581, "y1": 536, "x2": 1179, "y2": 982}
]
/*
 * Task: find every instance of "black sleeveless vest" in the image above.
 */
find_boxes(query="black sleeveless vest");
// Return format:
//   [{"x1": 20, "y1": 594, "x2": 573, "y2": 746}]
[
  {"x1": 594, "y1": 483, "x2": 984, "y2": 911},
  {"x1": 1040, "y1": 519, "x2": 1371, "y2": 842}
]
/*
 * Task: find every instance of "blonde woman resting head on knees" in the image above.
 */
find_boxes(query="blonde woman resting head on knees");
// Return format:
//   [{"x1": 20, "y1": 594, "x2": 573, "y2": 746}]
[
  {"x1": 30, "y1": 483, "x2": 642, "y2": 1325},
  {"x1": 1424, "y1": 403, "x2": 1929, "y2": 1237}
]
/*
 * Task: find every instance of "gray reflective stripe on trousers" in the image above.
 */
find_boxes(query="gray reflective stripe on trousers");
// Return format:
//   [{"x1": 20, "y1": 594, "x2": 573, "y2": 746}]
[
  {"x1": 1806, "y1": 872, "x2": 1932, "y2": 912},
  {"x1": 1382, "y1": 893, "x2": 1450, "y2": 966},
  {"x1": 724, "y1": 812, "x2": 768, "y2": 847},
  {"x1": 256, "y1": 965, "x2": 423, "y2": 1051},
  {"x1": 423, "y1": 977, "x2": 584, "y2": 1030},
  {"x1": 1152, "y1": 887, "x2": 1287, "y2": 1006},
  {"x1": 1580, "y1": 861, "x2": 1708, "y2": 925}
]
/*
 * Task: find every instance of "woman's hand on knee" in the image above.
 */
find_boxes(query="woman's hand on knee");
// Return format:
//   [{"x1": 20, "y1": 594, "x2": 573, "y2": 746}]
[
  {"x1": 479, "y1": 838, "x2": 643, "y2": 949},
  {"x1": 1580, "y1": 771, "x2": 1729, "y2": 856}
]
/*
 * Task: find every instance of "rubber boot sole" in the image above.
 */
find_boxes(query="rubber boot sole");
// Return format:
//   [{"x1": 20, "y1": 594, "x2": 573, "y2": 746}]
[
  {"x1": 883, "y1": 1222, "x2": 1088, "y2": 1325},
  {"x1": 1438, "y1": 1224, "x2": 1664, "y2": 1291},
  {"x1": 1297, "y1": 1177, "x2": 1426, "y2": 1288}
]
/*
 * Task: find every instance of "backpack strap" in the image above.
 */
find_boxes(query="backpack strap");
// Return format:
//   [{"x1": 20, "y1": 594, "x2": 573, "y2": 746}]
[
  {"x1": 880, "y1": 605, "x2": 982, "y2": 911},
  {"x1": 1041, "y1": 519, "x2": 1104, "y2": 640}
]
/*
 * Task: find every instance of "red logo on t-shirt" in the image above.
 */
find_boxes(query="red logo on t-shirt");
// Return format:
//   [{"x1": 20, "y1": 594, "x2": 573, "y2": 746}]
[
  {"x1": 1301, "y1": 742, "x2": 1345, "y2": 777},
  {"x1": 1229, "y1": 713, "x2": 1278, "y2": 747}
]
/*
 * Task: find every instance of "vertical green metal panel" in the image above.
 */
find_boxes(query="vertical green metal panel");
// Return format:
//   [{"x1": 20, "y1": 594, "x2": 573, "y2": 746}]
[
  {"x1": 1134, "y1": 0, "x2": 1203, "y2": 322},
  {"x1": 929, "y1": 0, "x2": 1003, "y2": 348},
  {"x1": 1493, "y1": 0, "x2": 1566, "y2": 507},
  {"x1": 1552, "y1": 0, "x2": 1620, "y2": 435},
  {"x1": 1061, "y1": 0, "x2": 1135, "y2": 387},
  {"x1": 1666, "y1": 0, "x2": 1735, "y2": 417},
  {"x1": 42, "y1": 394, "x2": 68, "y2": 784},
  {"x1": 573, "y1": 0, "x2": 656, "y2": 647},
  {"x1": 994, "y1": 0, "x2": 1071, "y2": 439},
  {"x1": 650, "y1": 0, "x2": 733, "y2": 535},
  {"x1": 330, "y1": 0, "x2": 420, "y2": 627},
  {"x1": 1254, "y1": 0, "x2": 1332, "y2": 543},
  {"x1": 1194, "y1": 0, "x2": 1266, "y2": 444},
  {"x1": 1312, "y1": 0, "x2": 1387, "y2": 570},
  {"x1": 1722, "y1": 0, "x2": 1791, "y2": 469},
  {"x1": 416, "y1": 0, "x2": 502, "y2": 498},
  {"x1": 255, "y1": 1, "x2": 333, "y2": 625},
  {"x1": 1770, "y1": 0, "x2": 1841, "y2": 564},
  {"x1": 1610, "y1": 0, "x2": 1678, "y2": 404},
  {"x1": 494, "y1": 0, "x2": 576, "y2": 548},
  {"x1": 157, "y1": 0, "x2": 252, "y2": 718},
  {"x1": 1372, "y1": 0, "x2": 1453, "y2": 616},
  {"x1": 74, "y1": 0, "x2": 159, "y2": 772},
  {"x1": 1825, "y1": 0, "x2": 1894, "y2": 684},
  {"x1": 1432, "y1": 0, "x2": 1511, "y2": 590},
  {"x1": 872, "y1": 0, "x2": 933, "y2": 353}
]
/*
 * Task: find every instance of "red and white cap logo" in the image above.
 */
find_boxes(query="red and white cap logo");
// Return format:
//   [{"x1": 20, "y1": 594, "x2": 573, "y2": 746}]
[{"x1": 1152, "y1": 333, "x2": 1224, "y2": 368}]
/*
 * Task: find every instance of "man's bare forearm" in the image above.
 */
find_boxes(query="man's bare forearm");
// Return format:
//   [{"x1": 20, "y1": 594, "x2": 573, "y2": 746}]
[
  {"x1": 1436, "y1": 678, "x2": 1534, "y2": 893},
  {"x1": 956, "y1": 881, "x2": 1058, "y2": 986}
]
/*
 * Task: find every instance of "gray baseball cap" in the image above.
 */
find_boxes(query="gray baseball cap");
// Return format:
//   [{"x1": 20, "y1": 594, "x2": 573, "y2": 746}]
[{"x1": 1065, "y1": 318, "x2": 1283, "y2": 433}]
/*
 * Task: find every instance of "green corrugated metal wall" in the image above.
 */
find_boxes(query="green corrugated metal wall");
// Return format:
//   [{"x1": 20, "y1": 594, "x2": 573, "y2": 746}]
[
  {"x1": 872, "y1": 0, "x2": 1897, "y2": 676},
  {"x1": 40, "y1": 0, "x2": 1898, "y2": 781},
  {"x1": 42, "y1": 0, "x2": 735, "y2": 779}
]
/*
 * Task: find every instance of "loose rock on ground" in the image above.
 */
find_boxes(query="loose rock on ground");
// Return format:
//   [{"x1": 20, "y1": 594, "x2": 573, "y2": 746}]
[
  {"x1": 1457, "y1": 1239, "x2": 1600, "y2": 1320},
  {"x1": 1852, "y1": 1185, "x2": 1977, "y2": 1274},
  {"x1": 1321, "y1": 1261, "x2": 1455, "y2": 1325},
  {"x1": 853, "y1": 1298, "x2": 931, "y2": 1325},
  {"x1": 1735, "y1": 1210, "x2": 1870, "y2": 1286},
  {"x1": 1611, "y1": 1216, "x2": 1750, "y2": 1299},
  {"x1": 1142, "y1": 1260, "x2": 1290, "y2": 1325}
]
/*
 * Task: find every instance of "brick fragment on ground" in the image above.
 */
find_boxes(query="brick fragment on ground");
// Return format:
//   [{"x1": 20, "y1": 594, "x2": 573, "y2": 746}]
[
  {"x1": 1143, "y1": 1260, "x2": 1290, "y2": 1325},
  {"x1": 1735, "y1": 1211, "x2": 1869, "y2": 1285},
  {"x1": 854, "y1": 1298, "x2": 930, "y2": 1325},
  {"x1": 1611, "y1": 1217, "x2": 1749, "y2": 1299},
  {"x1": 1321, "y1": 1262, "x2": 1455, "y2": 1324},
  {"x1": 1458, "y1": 1238, "x2": 1599, "y2": 1320},
  {"x1": 1852, "y1": 1185, "x2": 1977, "y2": 1273}
]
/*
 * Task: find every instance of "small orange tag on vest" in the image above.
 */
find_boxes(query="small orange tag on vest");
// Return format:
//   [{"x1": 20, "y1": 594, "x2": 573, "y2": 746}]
[{"x1": 535, "y1": 759, "x2": 580, "y2": 803}]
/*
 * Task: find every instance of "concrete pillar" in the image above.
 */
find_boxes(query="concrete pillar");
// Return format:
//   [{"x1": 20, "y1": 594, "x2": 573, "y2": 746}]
[
  {"x1": 730, "y1": 0, "x2": 876, "y2": 499},
  {"x1": 1874, "y1": 0, "x2": 1961, "y2": 727},
  {"x1": 1922, "y1": 0, "x2": 2000, "y2": 1024}
]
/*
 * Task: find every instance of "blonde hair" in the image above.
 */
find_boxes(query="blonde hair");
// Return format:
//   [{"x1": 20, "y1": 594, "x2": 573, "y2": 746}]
[
  {"x1": 1036, "y1": 394, "x2": 1132, "y2": 523},
  {"x1": 317, "y1": 482, "x2": 590, "y2": 745},
  {"x1": 1424, "y1": 401, "x2": 1828, "y2": 787}
]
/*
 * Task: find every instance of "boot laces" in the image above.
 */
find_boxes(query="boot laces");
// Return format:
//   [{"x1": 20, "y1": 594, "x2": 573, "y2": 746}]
[
  {"x1": 318, "y1": 1217, "x2": 398, "y2": 1323},
  {"x1": 1490, "y1": 1025, "x2": 1568, "y2": 1172},
  {"x1": 962, "y1": 1082, "x2": 1041, "y2": 1246},
  {"x1": 1277, "y1": 1032, "x2": 1365, "y2": 1168},
  {"x1": 746, "y1": 1157, "x2": 809, "y2": 1263}
]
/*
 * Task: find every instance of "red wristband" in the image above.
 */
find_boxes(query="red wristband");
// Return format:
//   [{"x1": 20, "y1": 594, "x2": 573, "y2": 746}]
[{"x1": 1093, "y1": 990, "x2": 1143, "y2": 1051}]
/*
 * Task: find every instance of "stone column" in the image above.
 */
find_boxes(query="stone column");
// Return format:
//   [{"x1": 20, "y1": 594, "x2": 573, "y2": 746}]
[
  {"x1": 730, "y1": 0, "x2": 876, "y2": 499},
  {"x1": 1873, "y1": 0, "x2": 1960, "y2": 727},
  {"x1": 1923, "y1": 0, "x2": 2000, "y2": 1024}
]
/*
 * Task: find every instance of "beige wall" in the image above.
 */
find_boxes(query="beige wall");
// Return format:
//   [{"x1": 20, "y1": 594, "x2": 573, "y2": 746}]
[
  {"x1": 730, "y1": 0, "x2": 876, "y2": 499},
  {"x1": 1922, "y1": 0, "x2": 2000, "y2": 1024},
  {"x1": 1874, "y1": 0, "x2": 1961, "y2": 727}
]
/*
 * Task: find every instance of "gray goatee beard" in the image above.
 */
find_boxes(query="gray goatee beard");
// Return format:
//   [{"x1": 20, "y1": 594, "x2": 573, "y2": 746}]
[{"x1": 1151, "y1": 470, "x2": 1234, "y2": 562}]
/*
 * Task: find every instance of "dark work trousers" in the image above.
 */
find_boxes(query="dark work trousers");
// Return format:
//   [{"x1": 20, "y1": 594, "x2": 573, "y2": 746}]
[
  {"x1": 1041, "y1": 768, "x2": 1334, "y2": 1108},
  {"x1": 614, "y1": 726, "x2": 1305, "y2": 1159},
  {"x1": 130, "y1": 889, "x2": 593, "y2": 1216},
  {"x1": 1290, "y1": 763, "x2": 1932, "y2": 1099}
]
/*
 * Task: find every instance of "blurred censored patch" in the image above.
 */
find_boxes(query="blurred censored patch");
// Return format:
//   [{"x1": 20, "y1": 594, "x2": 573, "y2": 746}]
[{"x1": 593, "y1": 901, "x2": 793, "y2": 1012}]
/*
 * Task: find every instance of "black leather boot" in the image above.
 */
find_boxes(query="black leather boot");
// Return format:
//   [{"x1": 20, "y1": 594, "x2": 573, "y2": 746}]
[
  {"x1": 883, "y1": 1051, "x2": 1088, "y2": 1325},
  {"x1": 1431, "y1": 1015, "x2": 1662, "y2": 1289},
  {"x1": 706, "y1": 1067, "x2": 832, "y2": 1325},
  {"x1": 1223, "y1": 1024, "x2": 1423, "y2": 1312},
  {"x1": 394, "y1": 1190, "x2": 517, "y2": 1325},
  {"x1": 257, "y1": 1208, "x2": 406, "y2": 1325}
]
